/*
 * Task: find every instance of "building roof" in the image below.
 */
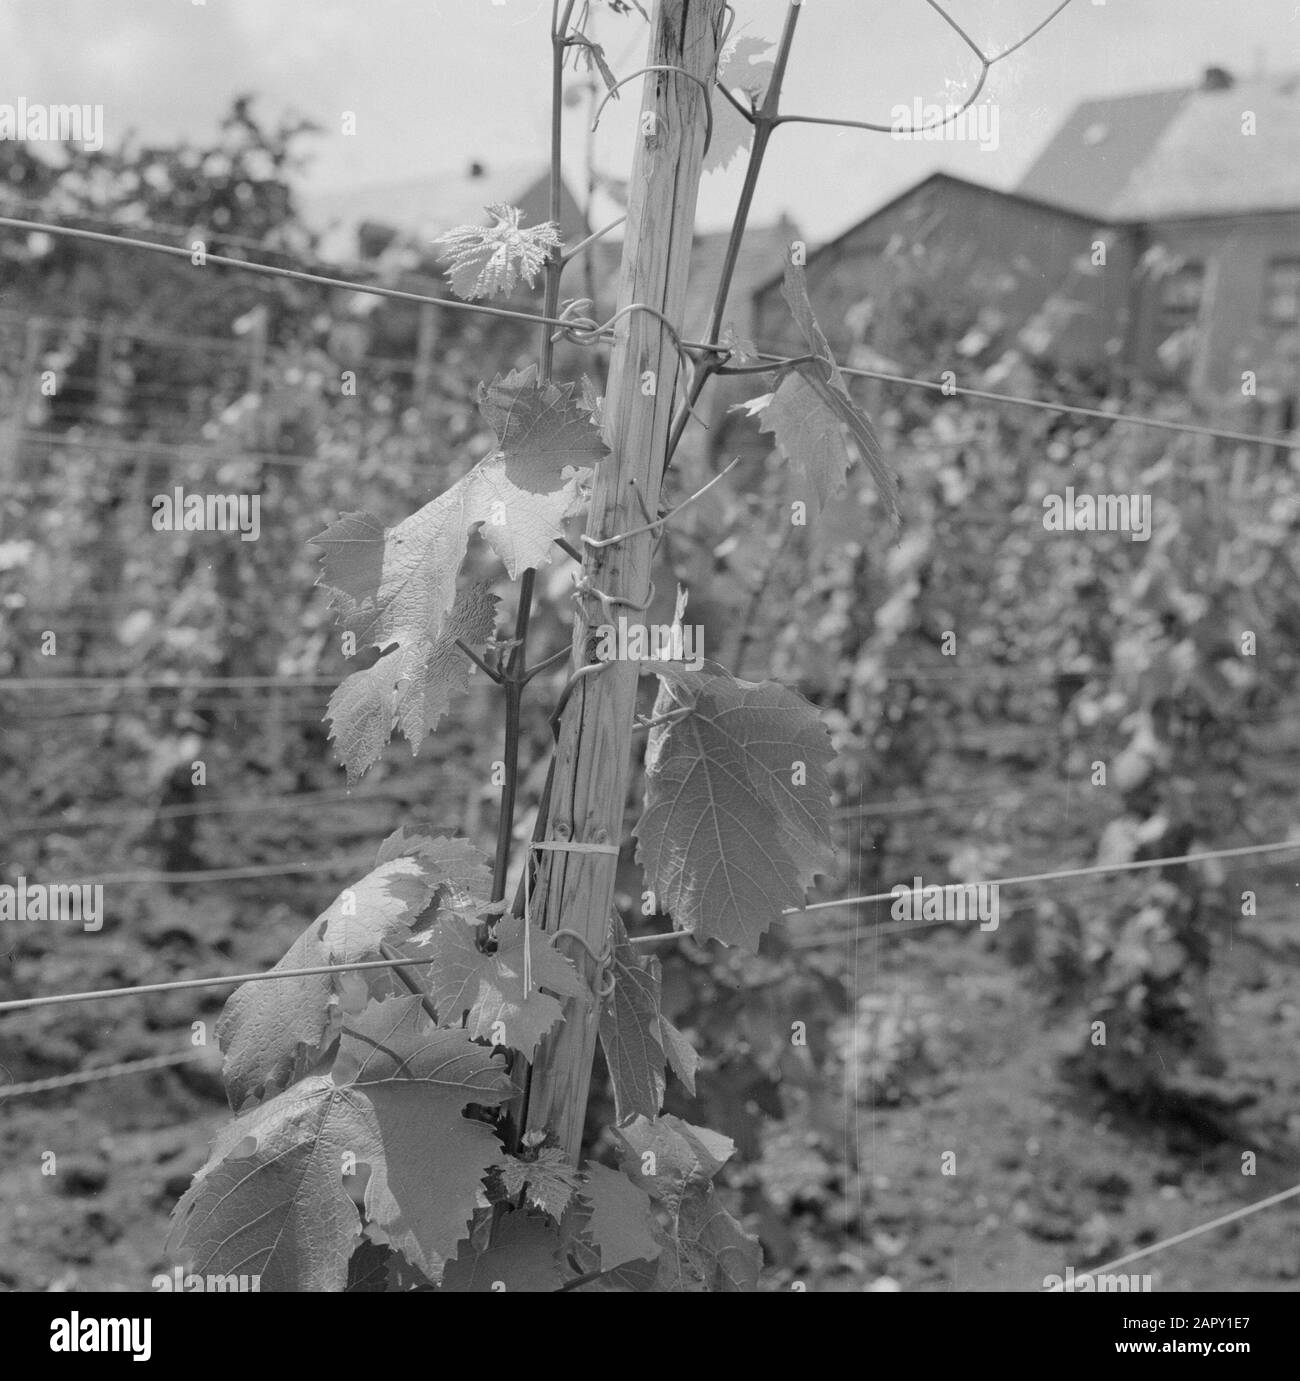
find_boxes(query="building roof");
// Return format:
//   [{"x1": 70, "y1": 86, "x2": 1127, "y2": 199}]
[
  {"x1": 749, "y1": 172, "x2": 1103, "y2": 303},
  {"x1": 303, "y1": 159, "x2": 580, "y2": 260},
  {"x1": 1017, "y1": 70, "x2": 1300, "y2": 220},
  {"x1": 683, "y1": 216, "x2": 801, "y2": 340}
]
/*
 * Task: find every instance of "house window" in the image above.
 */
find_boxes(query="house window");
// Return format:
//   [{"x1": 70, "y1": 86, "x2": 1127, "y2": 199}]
[
  {"x1": 1263, "y1": 258, "x2": 1300, "y2": 325},
  {"x1": 1159, "y1": 262, "x2": 1205, "y2": 325}
]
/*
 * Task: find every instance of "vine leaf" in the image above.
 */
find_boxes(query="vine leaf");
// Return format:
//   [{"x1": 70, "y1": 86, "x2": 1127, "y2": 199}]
[
  {"x1": 315, "y1": 458, "x2": 585, "y2": 632},
  {"x1": 437, "y1": 203, "x2": 562, "y2": 301},
  {"x1": 172, "y1": 996, "x2": 510, "y2": 1292},
  {"x1": 313, "y1": 452, "x2": 590, "y2": 780},
  {"x1": 705, "y1": 36, "x2": 775, "y2": 174},
  {"x1": 615, "y1": 1115, "x2": 760, "y2": 1292},
  {"x1": 344, "y1": 1240, "x2": 435, "y2": 1292},
  {"x1": 598, "y1": 915, "x2": 694, "y2": 1122},
  {"x1": 730, "y1": 390, "x2": 772, "y2": 418},
  {"x1": 216, "y1": 853, "x2": 461, "y2": 1112},
  {"x1": 439, "y1": 1211, "x2": 565, "y2": 1292},
  {"x1": 419, "y1": 913, "x2": 587, "y2": 1057},
  {"x1": 750, "y1": 259, "x2": 900, "y2": 526},
  {"x1": 325, "y1": 582, "x2": 498, "y2": 783},
  {"x1": 599, "y1": 918, "x2": 665, "y2": 1122},
  {"x1": 371, "y1": 829, "x2": 493, "y2": 931},
  {"x1": 494, "y1": 1146, "x2": 583, "y2": 1220},
  {"x1": 477, "y1": 365, "x2": 609, "y2": 494},
  {"x1": 344, "y1": 1240, "x2": 397, "y2": 1292},
  {"x1": 372, "y1": 829, "x2": 491, "y2": 900},
  {"x1": 757, "y1": 370, "x2": 846, "y2": 515},
  {"x1": 578, "y1": 1162, "x2": 661, "y2": 1271},
  {"x1": 632, "y1": 662, "x2": 836, "y2": 950},
  {"x1": 659, "y1": 1015, "x2": 699, "y2": 1095}
]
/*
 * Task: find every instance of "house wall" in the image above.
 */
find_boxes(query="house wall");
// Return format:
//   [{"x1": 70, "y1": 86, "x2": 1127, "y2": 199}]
[
  {"x1": 752, "y1": 177, "x2": 1131, "y2": 377},
  {"x1": 1128, "y1": 211, "x2": 1300, "y2": 401}
]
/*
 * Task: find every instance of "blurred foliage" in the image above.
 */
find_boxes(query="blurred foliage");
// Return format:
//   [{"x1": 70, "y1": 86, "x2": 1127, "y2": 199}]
[
  {"x1": 644, "y1": 300, "x2": 1297, "y2": 1277},
  {"x1": 0, "y1": 102, "x2": 1297, "y2": 1291}
]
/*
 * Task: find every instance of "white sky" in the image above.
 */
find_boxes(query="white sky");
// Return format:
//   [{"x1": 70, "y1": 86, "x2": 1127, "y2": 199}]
[{"x1": 2, "y1": 0, "x2": 1297, "y2": 241}]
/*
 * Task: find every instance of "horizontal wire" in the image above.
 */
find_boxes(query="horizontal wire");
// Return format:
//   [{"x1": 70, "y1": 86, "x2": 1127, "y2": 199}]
[
  {"x1": 785, "y1": 841, "x2": 1300, "y2": 948},
  {"x1": 752, "y1": 353, "x2": 1300, "y2": 452},
  {"x1": 49, "y1": 853, "x2": 375, "y2": 886},
  {"x1": 792, "y1": 839, "x2": 1300, "y2": 916},
  {"x1": 2, "y1": 841, "x2": 1293, "y2": 1015},
  {"x1": 1, "y1": 426, "x2": 442, "y2": 475},
  {"x1": 0, "y1": 196, "x2": 317, "y2": 261},
  {"x1": 0, "y1": 1050, "x2": 204, "y2": 1099},
  {"x1": 14, "y1": 705, "x2": 1296, "y2": 739},
  {"x1": 0, "y1": 952, "x2": 439, "y2": 1015},
  {"x1": 0, "y1": 216, "x2": 586, "y2": 335},
  {"x1": 0, "y1": 676, "x2": 338, "y2": 690},
  {"x1": 3, "y1": 784, "x2": 420, "y2": 833},
  {"x1": 630, "y1": 839, "x2": 1300, "y2": 947},
  {"x1": 6, "y1": 663, "x2": 1299, "y2": 693},
  {"x1": 0, "y1": 213, "x2": 1294, "y2": 452},
  {"x1": 1053, "y1": 1182, "x2": 1300, "y2": 1288}
]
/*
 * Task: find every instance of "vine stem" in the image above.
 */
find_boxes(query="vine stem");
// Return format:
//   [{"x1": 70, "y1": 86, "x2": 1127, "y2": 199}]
[
  {"x1": 662, "y1": 0, "x2": 803, "y2": 470},
  {"x1": 486, "y1": 0, "x2": 579, "y2": 911}
]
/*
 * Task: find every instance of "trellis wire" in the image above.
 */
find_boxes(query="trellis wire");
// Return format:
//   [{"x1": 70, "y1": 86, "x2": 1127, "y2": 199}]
[
  {"x1": 0, "y1": 837, "x2": 1292, "y2": 1016},
  {"x1": 1052, "y1": 1182, "x2": 1300, "y2": 1288},
  {"x1": 628, "y1": 838, "x2": 1300, "y2": 947},
  {"x1": 0, "y1": 1050, "x2": 204, "y2": 1099},
  {"x1": 0, "y1": 213, "x2": 1295, "y2": 452}
]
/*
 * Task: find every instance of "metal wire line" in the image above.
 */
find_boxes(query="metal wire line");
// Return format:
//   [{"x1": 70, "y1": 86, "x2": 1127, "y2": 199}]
[
  {"x1": 0, "y1": 1050, "x2": 205, "y2": 1099},
  {"x1": 627, "y1": 839, "x2": 1300, "y2": 949},
  {"x1": 8, "y1": 656, "x2": 1300, "y2": 693},
  {"x1": 0, "y1": 954, "x2": 439, "y2": 1016},
  {"x1": 4, "y1": 783, "x2": 419, "y2": 833},
  {"x1": 787, "y1": 839, "x2": 1300, "y2": 917},
  {"x1": 1, "y1": 213, "x2": 1296, "y2": 452},
  {"x1": 1050, "y1": 1182, "x2": 1300, "y2": 1288},
  {"x1": 796, "y1": 357, "x2": 1300, "y2": 452},
  {"x1": 783, "y1": 840, "x2": 1300, "y2": 949},
  {"x1": 0, "y1": 215, "x2": 594, "y2": 335},
  {"x1": 1, "y1": 837, "x2": 1294, "y2": 1016}
]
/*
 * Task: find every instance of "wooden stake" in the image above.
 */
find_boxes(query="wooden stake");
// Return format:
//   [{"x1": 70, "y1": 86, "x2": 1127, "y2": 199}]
[{"x1": 509, "y1": 0, "x2": 727, "y2": 1160}]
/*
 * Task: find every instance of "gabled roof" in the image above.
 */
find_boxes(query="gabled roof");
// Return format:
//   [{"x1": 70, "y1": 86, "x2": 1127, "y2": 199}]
[
  {"x1": 683, "y1": 216, "x2": 800, "y2": 340},
  {"x1": 1018, "y1": 71, "x2": 1300, "y2": 219},
  {"x1": 749, "y1": 171, "x2": 1106, "y2": 303},
  {"x1": 303, "y1": 159, "x2": 581, "y2": 260}
]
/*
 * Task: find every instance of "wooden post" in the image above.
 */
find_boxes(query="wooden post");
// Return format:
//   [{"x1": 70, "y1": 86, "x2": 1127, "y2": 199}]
[{"x1": 511, "y1": 0, "x2": 727, "y2": 1160}]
